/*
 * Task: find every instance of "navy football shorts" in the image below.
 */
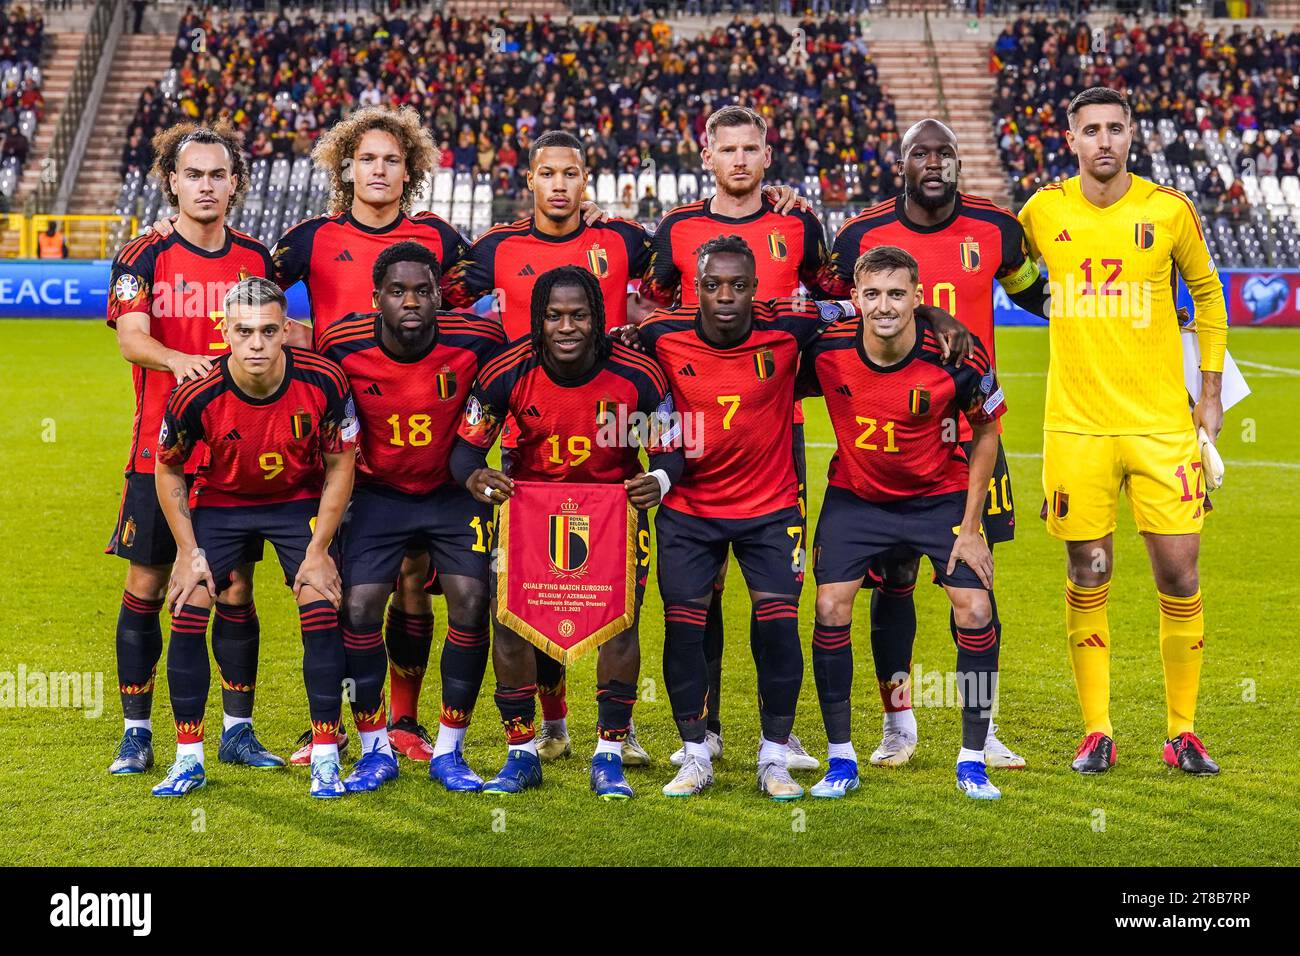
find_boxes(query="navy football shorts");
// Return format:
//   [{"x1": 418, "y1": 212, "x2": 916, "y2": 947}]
[
  {"x1": 192, "y1": 498, "x2": 321, "y2": 592},
  {"x1": 107, "y1": 471, "x2": 261, "y2": 569},
  {"x1": 340, "y1": 482, "x2": 492, "y2": 588},
  {"x1": 860, "y1": 436, "x2": 1014, "y2": 588},
  {"x1": 814, "y1": 487, "x2": 986, "y2": 590},
  {"x1": 655, "y1": 503, "x2": 806, "y2": 603}
]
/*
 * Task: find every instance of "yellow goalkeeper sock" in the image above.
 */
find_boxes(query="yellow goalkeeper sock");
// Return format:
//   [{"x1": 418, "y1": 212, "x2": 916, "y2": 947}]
[
  {"x1": 1158, "y1": 590, "x2": 1205, "y2": 738},
  {"x1": 1066, "y1": 581, "x2": 1112, "y2": 737}
]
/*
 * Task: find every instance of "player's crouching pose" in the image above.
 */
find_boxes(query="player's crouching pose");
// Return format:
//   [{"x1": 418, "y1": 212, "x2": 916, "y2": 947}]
[
  {"x1": 319, "y1": 242, "x2": 505, "y2": 793},
  {"x1": 152, "y1": 277, "x2": 359, "y2": 798},
  {"x1": 801, "y1": 247, "x2": 1008, "y2": 800},
  {"x1": 450, "y1": 266, "x2": 684, "y2": 800}
]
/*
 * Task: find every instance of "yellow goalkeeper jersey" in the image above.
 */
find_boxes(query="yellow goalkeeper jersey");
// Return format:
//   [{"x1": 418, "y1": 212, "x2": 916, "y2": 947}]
[{"x1": 1019, "y1": 174, "x2": 1227, "y2": 435}]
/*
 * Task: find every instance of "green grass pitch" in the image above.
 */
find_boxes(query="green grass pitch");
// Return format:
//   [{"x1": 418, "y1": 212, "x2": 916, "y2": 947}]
[{"x1": 1, "y1": 320, "x2": 1297, "y2": 866}]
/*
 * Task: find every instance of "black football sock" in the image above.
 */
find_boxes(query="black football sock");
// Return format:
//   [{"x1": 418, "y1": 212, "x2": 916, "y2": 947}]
[
  {"x1": 534, "y1": 647, "x2": 568, "y2": 723},
  {"x1": 440, "y1": 623, "x2": 490, "y2": 729},
  {"x1": 871, "y1": 583, "x2": 916, "y2": 714},
  {"x1": 703, "y1": 585, "x2": 724, "y2": 734},
  {"x1": 116, "y1": 590, "x2": 164, "y2": 721},
  {"x1": 212, "y1": 600, "x2": 259, "y2": 721},
  {"x1": 341, "y1": 623, "x2": 387, "y2": 734},
  {"x1": 952, "y1": 616, "x2": 1001, "y2": 752},
  {"x1": 752, "y1": 598, "x2": 802, "y2": 744},
  {"x1": 663, "y1": 603, "x2": 710, "y2": 744},
  {"x1": 385, "y1": 605, "x2": 433, "y2": 723},
  {"x1": 300, "y1": 601, "x2": 346, "y2": 745},
  {"x1": 812, "y1": 621, "x2": 854, "y2": 745},
  {"x1": 167, "y1": 603, "x2": 212, "y2": 744},
  {"x1": 596, "y1": 678, "x2": 637, "y2": 743},
  {"x1": 494, "y1": 683, "x2": 538, "y2": 747}
]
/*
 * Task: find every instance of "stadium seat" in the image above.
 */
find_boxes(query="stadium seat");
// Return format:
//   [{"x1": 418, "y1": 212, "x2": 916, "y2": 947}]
[{"x1": 596, "y1": 172, "x2": 616, "y2": 207}]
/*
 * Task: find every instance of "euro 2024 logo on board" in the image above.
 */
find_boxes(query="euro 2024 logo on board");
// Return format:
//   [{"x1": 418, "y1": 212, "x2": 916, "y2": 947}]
[
  {"x1": 548, "y1": 498, "x2": 591, "y2": 580},
  {"x1": 1240, "y1": 274, "x2": 1291, "y2": 323}
]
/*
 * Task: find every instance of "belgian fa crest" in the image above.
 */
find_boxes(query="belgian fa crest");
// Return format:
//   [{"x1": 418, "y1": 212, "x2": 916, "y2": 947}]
[
  {"x1": 959, "y1": 237, "x2": 981, "y2": 273},
  {"x1": 549, "y1": 498, "x2": 591, "y2": 577},
  {"x1": 587, "y1": 243, "x2": 610, "y2": 279}
]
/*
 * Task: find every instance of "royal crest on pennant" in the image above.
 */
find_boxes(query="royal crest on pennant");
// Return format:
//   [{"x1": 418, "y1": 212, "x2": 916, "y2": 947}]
[{"x1": 548, "y1": 499, "x2": 591, "y2": 577}]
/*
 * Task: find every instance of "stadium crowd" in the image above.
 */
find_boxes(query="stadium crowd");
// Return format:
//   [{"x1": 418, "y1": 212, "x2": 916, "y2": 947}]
[
  {"x1": 125, "y1": 8, "x2": 900, "y2": 218},
  {"x1": 0, "y1": 3, "x2": 45, "y2": 185},
  {"x1": 993, "y1": 16, "x2": 1300, "y2": 205}
]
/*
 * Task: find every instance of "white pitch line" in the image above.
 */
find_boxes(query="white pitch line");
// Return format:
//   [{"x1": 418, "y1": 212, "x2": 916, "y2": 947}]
[
  {"x1": 1236, "y1": 359, "x2": 1300, "y2": 376},
  {"x1": 806, "y1": 443, "x2": 1300, "y2": 469}
]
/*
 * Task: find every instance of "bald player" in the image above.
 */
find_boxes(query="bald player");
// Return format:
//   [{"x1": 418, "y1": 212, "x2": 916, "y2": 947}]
[{"x1": 820, "y1": 119, "x2": 1050, "y2": 772}]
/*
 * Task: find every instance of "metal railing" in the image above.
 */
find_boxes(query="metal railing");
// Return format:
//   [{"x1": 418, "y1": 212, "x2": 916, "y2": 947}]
[{"x1": 25, "y1": 0, "x2": 122, "y2": 216}]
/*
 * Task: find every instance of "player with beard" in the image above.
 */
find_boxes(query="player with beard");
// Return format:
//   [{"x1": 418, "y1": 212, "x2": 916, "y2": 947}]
[
  {"x1": 821, "y1": 119, "x2": 1050, "y2": 771},
  {"x1": 639, "y1": 105, "x2": 831, "y2": 774},
  {"x1": 319, "y1": 243, "x2": 505, "y2": 792}
]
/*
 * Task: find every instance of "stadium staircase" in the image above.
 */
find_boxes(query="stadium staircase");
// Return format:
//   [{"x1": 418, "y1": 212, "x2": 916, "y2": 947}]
[
  {"x1": 68, "y1": 34, "x2": 174, "y2": 215},
  {"x1": 869, "y1": 36, "x2": 1009, "y2": 208},
  {"x1": 1, "y1": 32, "x2": 81, "y2": 256}
]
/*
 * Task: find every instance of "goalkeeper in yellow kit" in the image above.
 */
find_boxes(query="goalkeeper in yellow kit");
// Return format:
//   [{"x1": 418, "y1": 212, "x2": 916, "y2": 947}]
[{"x1": 1019, "y1": 88, "x2": 1227, "y2": 775}]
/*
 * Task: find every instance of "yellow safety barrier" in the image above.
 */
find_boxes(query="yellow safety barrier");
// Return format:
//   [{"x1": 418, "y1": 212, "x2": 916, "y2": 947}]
[{"x1": 25, "y1": 214, "x2": 139, "y2": 260}]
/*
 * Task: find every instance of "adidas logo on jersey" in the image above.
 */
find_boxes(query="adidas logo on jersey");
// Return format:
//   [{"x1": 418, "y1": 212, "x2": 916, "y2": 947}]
[
  {"x1": 222, "y1": 429, "x2": 242, "y2": 441},
  {"x1": 364, "y1": 383, "x2": 382, "y2": 396},
  {"x1": 1076, "y1": 634, "x2": 1106, "y2": 648},
  {"x1": 678, "y1": 364, "x2": 697, "y2": 377},
  {"x1": 1054, "y1": 229, "x2": 1072, "y2": 242},
  {"x1": 518, "y1": 264, "x2": 536, "y2": 277},
  {"x1": 835, "y1": 384, "x2": 852, "y2": 396},
  {"x1": 523, "y1": 405, "x2": 541, "y2": 418},
  {"x1": 335, "y1": 249, "x2": 355, "y2": 261}
]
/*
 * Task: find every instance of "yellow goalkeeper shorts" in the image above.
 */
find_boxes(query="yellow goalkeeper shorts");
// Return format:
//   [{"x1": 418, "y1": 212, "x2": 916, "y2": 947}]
[{"x1": 1042, "y1": 430, "x2": 1206, "y2": 540}]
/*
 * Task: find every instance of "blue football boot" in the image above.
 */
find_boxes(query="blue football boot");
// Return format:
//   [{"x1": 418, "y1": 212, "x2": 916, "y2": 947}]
[
  {"x1": 343, "y1": 744, "x2": 399, "y2": 793},
  {"x1": 217, "y1": 723, "x2": 286, "y2": 769},
  {"x1": 810, "y1": 757, "x2": 861, "y2": 799},
  {"x1": 109, "y1": 727, "x2": 154, "y2": 775},
  {"x1": 310, "y1": 755, "x2": 346, "y2": 799},
  {"x1": 481, "y1": 749, "x2": 543, "y2": 794},
  {"x1": 590, "y1": 752, "x2": 634, "y2": 800},
  {"x1": 956, "y1": 760, "x2": 1002, "y2": 800},
  {"x1": 430, "y1": 750, "x2": 484, "y2": 792},
  {"x1": 151, "y1": 754, "x2": 206, "y2": 797}
]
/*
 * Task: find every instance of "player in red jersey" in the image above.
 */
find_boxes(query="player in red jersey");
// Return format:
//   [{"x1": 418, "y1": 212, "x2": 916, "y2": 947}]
[
  {"x1": 105, "y1": 123, "x2": 278, "y2": 776},
  {"x1": 450, "y1": 267, "x2": 684, "y2": 800},
  {"x1": 799, "y1": 246, "x2": 1008, "y2": 801},
  {"x1": 149, "y1": 107, "x2": 476, "y2": 760},
  {"x1": 318, "y1": 242, "x2": 506, "y2": 793},
  {"x1": 443, "y1": 129, "x2": 664, "y2": 765},
  {"x1": 823, "y1": 119, "x2": 1050, "y2": 770},
  {"x1": 151, "y1": 277, "x2": 358, "y2": 799},
  {"x1": 636, "y1": 236, "x2": 844, "y2": 800},
  {"x1": 628, "y1": 106, "x2": 832, "y2": 770},
  {"x1": 443, "y1": 130, "x2": 656, "y2": 340}
]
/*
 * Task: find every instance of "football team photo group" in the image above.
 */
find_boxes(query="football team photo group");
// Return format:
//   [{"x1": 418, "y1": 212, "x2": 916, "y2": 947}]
[{"x1": 1, "y1": 0, "x2": 1296, "y2": 899}]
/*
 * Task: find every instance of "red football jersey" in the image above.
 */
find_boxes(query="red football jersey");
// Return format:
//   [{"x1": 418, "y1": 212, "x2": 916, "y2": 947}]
[
  {"x1": 457, "y1": 340, "x2": 674, "y2": 484},
  {"x1": 442, "y1": 217, "x2": 652, "y2": 341},
  {"x1": 825, "y1": 193, "x2": 1038, "y2": 363},
  {"x1": 642, "y1": 195, "x2": 832, "y2": 308},
  {"x1": 107, "y1": 227, "x2": 273, "y2": 474},
  {"x1": 319, "y1": 311, "x2": 505, "y2": 495},
  {"x1": 801, "y1": 314, "x2": 1006, "y2": 503},
  {"x1": 272, "y1": 211, "x2": 470, "y2": 346},
  {"x1": 638, "y1": 298, "x2": 832, "y2": 519},
  {"x1": 158, "y1": 348, "x2": 358, "y2": 508}
]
